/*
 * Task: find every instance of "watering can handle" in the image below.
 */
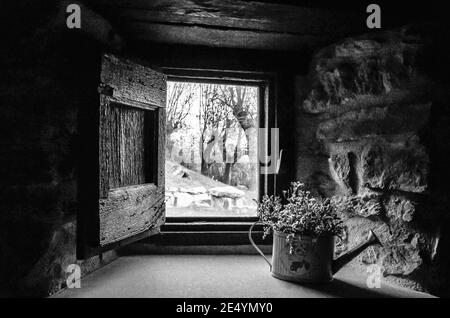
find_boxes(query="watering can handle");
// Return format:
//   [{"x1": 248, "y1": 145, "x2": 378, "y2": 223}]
[{"x1": 248, "y1": 221, "x2": 272, "y2": 270}]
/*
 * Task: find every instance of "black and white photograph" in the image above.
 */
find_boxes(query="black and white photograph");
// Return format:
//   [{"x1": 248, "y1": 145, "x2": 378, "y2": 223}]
[{"x1": 1, "y1": 0, "x2": 450, "y2": 302}]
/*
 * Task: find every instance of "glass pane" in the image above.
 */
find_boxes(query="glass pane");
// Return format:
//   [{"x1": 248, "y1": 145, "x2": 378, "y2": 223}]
[{"x1": 165, "y1": 81, "x2": 259, "y2": 217}]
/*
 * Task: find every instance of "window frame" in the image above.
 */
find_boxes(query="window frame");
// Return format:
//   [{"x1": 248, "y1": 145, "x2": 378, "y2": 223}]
[{"x1": 146, "y1": 68, "x2": 277, "y2": 246}]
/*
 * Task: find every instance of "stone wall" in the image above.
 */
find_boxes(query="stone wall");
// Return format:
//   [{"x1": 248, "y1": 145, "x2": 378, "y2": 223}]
[{"x1": 295, "y1": 25, "x2": 450, "y2": 295}]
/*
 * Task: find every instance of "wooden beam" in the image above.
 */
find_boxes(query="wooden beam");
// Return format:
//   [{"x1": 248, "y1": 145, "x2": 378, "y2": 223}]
[
  {"x1": 89, "y1": 0, "x2": 361, "y2": 36},
  {"x1": 100, "y1": 53, "x2": 167, "y2": 107},
  {"x1": 99, "y1": 183, "x2": 165, "y2": 246},
  {"x1": 122, "y1": 22, "x2": 329, "y2": 51}
]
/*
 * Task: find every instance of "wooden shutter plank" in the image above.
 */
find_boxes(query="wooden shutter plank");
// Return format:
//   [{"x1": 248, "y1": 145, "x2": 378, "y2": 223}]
[
  {"x1": 100, "y1": 54, "x2": 166, "y2": 107},
  {"x1": 99, "y1": 94, "x2": 110, "y2": 199},
  {"x1": 99, "y1": 183, "x2": 165, "y2": 245},
  {"x1": 108, "y1": 104, "x2": 146, "y2": 189},
  {"x1": 157, "y1": 108, "x2": 166, "y2": 187},
  {"x1": 96, "y1": 53, "x2": 166, "y2": 249},
  {"x1": 80, "y1": 53, "x2": 166, "y2": 258}
]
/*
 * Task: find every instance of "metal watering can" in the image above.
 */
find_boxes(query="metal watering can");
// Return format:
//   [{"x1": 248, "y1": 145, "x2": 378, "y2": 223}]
[{"x1": 249, "y1": 222, "x2": 382, "y2": 283}]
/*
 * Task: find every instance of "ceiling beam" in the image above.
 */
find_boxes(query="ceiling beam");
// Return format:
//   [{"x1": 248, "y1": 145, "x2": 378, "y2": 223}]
[
  {"x1": 88, "y1": 0, "x2": 364, "y2": 36},
  {"x1": 121, "y1": 22, "x2": 336, "y2": 51}
]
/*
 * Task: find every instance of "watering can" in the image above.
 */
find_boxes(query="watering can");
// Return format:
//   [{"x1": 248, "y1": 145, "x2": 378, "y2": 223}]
[{"x1": 249, "y1": 223, "x2": 382, "y2": 283}]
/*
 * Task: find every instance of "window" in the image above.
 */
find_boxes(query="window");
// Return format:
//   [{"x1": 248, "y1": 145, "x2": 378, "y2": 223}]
[
  {"x1": 165, "y1": 81, "x2": 259, "y2": 218},
  {"x1": 78, "y1": 55, "x2": 275, "y2": 258},
  {"x1": 157, "y1": 69, "x2": 276, "y2": 247}
]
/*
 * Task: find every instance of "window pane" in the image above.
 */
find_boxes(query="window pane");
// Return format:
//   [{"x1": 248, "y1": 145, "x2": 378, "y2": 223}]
[{"x1": 165, "y1": 81, "x2": 259, "y2": 217}]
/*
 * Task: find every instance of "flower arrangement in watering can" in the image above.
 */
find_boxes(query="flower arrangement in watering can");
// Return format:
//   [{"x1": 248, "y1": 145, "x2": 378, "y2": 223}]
[{"x1": 249, "y1": 182, "x2": 382, "y2": 283}]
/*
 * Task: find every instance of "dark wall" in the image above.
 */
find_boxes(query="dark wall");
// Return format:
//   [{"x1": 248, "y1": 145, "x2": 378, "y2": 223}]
[{"x1": 0, "y1": 1, "x2": 119, "y2": 297}]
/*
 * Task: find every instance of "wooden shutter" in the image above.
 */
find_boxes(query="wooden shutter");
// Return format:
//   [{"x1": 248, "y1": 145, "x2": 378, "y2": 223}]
[{"x1": 78, "y1": 53, "x2": 166, "y2": 258}]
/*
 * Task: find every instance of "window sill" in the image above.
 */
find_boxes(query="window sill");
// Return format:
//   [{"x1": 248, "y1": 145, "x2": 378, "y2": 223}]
[{"x1": 119, "y1": 221, "x2": 272, "y2": 255}]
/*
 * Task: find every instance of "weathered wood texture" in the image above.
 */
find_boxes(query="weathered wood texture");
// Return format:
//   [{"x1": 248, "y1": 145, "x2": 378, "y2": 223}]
[
  {"x1": 88, "y1": 1, "x2": 436, "y2": 52},
  {"x1": 157, "y1": 108, "x2": 165, "y2": 187},
  {"x1": 100, "y1": 53, "x2": 166, "y2": 107},
  {"x1": 99, "y1": 94, "x2": 110, "y2": 199},
  {"x1": 99, "y1": 184, "x2": 165, "y2": 245},
  {"x1": 91, "y1": 0, "x2": 359, "y2": 35},
  {"x1": 124, "y1": 23, "x2": 323, "y2": 51},
  {"x1": 98, "y1": 53, "x2": 166, "y2": 247},
  {"x1": 99, "y1": 96, "x2": 154, "y2": 198},
  {"x1": 108, "y1": 103, "x2": 145, "y2": 189},
  {"x1": 89, "y1": 0, "x2": 364, "y2": 51}
]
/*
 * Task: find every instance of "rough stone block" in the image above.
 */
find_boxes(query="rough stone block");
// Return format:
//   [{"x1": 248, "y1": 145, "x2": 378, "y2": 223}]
[
  {"x1": 317, "y1": 103, "x2": 430, "y2": 142},
  {"x1": 302, "y1": 28, "x2": 430, "y2": 114},
  {"x1": 174, "y1": 192, "x2": 194, "y2": 207},
  {"x1": 328, "y1": 153, "x2": 352, "y2": 195},
  {"x1": 384, "y1": 195, "x2": 417, "y2": 222},
  {"x1": 338, "y1": 216, "x2": 427, "y2": 277},
  {"x1": 361, "y1": 138, "x2": 428, "y2": 193},
  {"x1": 209, "y1": 186, "x2": 244, "y2": 198}
]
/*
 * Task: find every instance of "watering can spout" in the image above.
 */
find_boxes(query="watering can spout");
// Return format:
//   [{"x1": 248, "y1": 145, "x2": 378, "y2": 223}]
[{"x1": 332, "y1": 230, "x2": 382, "y2": 275}]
